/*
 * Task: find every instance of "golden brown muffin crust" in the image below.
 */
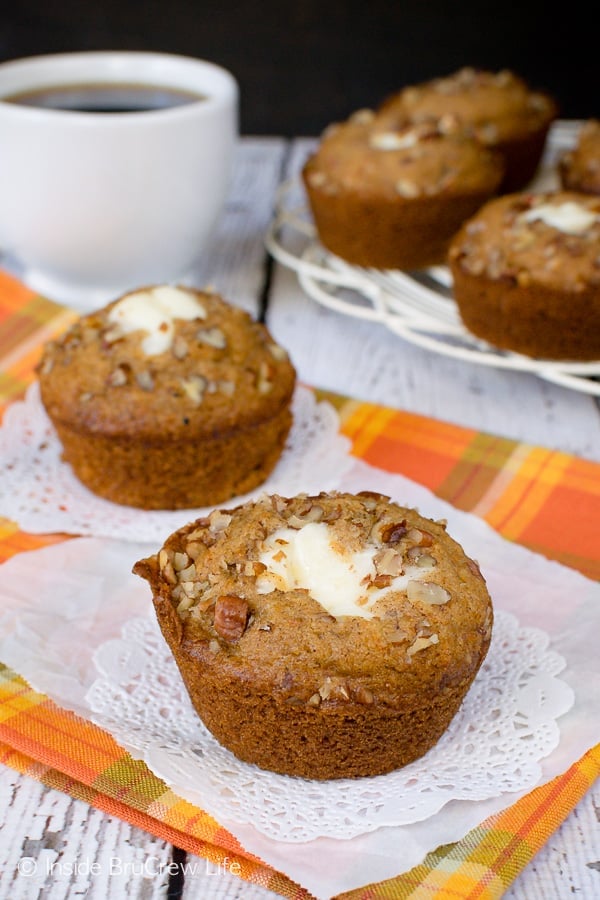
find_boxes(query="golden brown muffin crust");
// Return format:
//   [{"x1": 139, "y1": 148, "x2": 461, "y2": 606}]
[
  {"x1": 559, "y1": 120, "x2": 600, "y2": 196},
  {"x1": 448, "y1": 191, "x2": 600, "y2": 359},
  {"x1": 38, "y1": 286, "x2": 295, "y2": 440},
  {"x1": 302, "y1": 111, "x2": 503, "y2": 270},
  {"x1": 304, "y1": 112, "x2": 504, "y2": 201},
  {"x1": 378, "y1": 67, "x2": 557, "y2": 193},
  {"x1": 37, "y1": 286, "x2": 296, "y2": 509},
  {"x1": 379, "y1": 67, "x2": 557, "y2": 145},
  {"x1": 448, "y1": 190, "x2": 600, "y2": 290},
  {"x1": 135, "y1": 491, "x2": 493, "y2": 778}
]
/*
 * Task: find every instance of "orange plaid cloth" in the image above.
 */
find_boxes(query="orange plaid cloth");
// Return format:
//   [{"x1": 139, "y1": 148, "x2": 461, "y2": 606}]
[{"x1": 0, "y1": 269, "x2": 598, "y2": 899}]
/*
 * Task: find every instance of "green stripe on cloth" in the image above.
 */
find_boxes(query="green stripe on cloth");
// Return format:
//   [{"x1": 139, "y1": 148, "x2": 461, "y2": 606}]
[
  {"x1": 94, "y1": 757, "x2": 172, "y2": 808},
  {"x1": 437, "y1": 433, "x2": 519, "y2": 511}
]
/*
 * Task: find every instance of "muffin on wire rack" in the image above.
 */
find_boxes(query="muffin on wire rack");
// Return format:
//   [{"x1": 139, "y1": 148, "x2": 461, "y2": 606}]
[
  {"x1": 448, "y1": 190, "x2": 600, "y2": 360},
  {"x1": 377, "y1": 67, "x2": 558, "y2": 192},
  {"x1": 302, "y1": 109, "x2": 504, "y2": 271},
  {"x1": 559, "y1": 120, "x2": 600, "y2": 196},
  {"x1": 134, "y1": 489, "x2": 493, "y2": 780}
]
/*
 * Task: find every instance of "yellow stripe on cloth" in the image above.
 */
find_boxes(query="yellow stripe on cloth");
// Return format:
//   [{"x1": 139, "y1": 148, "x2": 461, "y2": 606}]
[
  {"x1": 485, "y1": 447, "x2": 571, "y2": 540},
  {"x1": 0, "y1": 270, "x2": 598, "y2": 900},
  {"x1": 341, "y1": 400, "x2": 398, "y2": 458}
]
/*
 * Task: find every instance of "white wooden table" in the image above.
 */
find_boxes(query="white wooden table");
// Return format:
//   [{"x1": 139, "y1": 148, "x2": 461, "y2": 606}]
[{"x1": 1, "y1": 137, "x2": 599, "y2": 900}]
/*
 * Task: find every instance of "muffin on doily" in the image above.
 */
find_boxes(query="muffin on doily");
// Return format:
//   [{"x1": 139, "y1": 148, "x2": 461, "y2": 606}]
[
  {"x1": 134, "y1": 490, "x2": 494, "y2": 780},
  {"x1": 559, "y1": 119, "x2": 600, "y2": 196},
  {"x1": 37, "y1": 284, "x2": 296, "y2": 509},
  {"x1": 447, "y1": 190, "x2": 600, "y2": 360},
  {"x1": 302, "y1": 110, "x2": 504, "y2": 271},
  {"x1": 378, "y1": 67, "x2": 558, "y2": 192}
]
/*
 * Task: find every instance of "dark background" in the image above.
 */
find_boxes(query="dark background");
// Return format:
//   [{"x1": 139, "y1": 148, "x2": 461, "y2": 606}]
[{"x1": 0, "y1": 0, "x2": 595, "y2": 135}]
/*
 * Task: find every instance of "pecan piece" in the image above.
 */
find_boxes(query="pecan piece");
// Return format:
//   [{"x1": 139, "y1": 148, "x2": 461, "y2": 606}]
[
  {"x1": 407, "y1": 580, "x2": 451, "y2": 605},
  {"x1": 412, "y1": 528, "x2": 434, "y2": 547},
  {"x1": 373, "y1": 547, "x2": 404, "y2": 576},
  {"x1": 357, "y1": 490, "x2": 389, "y2": 511},
  {"x1": 407, "y1": 633, "x2": 439, "y2": 657},
  {"x1": 352, "y1": 685, "x2": 374, "y2": 705},
  {"x1": 380, "y1": 520, "x2": 408, "y2": 544},
  {"x1": 318, "y1": 676, "x2": 350, "y2": 701},
  {"x1": 214, "y1": 595, "x2": 249, "y2": 642}
]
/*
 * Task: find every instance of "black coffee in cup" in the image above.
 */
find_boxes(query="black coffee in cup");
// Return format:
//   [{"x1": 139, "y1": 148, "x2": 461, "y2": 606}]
[{"x1": 3, "y1": 82, "x2": 206, "y2": 113}]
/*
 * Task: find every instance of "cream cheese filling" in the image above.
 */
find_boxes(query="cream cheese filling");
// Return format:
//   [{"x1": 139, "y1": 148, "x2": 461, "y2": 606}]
[
  {"x1": 107, "y1": 285, "x2": 207, "y2": 355},
  {"x1": 521, "y1": 201, "x2": 599, "y2": 235},
  {"x1": 255, "y1": 521, "x2": 428, "y2": 619}
]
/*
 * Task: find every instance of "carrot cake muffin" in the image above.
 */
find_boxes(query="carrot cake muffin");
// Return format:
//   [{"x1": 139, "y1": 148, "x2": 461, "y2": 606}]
[
  {"x1": 134, "y1": 490, "x2": 494, "y2": 780},
  {"x1": 559, "y1": 119, "x2": 600, "y2": 196},
  {"x1": 302, "y1": 111, "x2": 504, "y2": 271},
  {"x1": 378, "y1": 67, "x2": 558, "y2": 192},
  {"x1": 37, "y1": 285, "x2": 296, "y2": 509},
  {"x1": 448, "y1": 190, "x2": 600, "y2": 360}
]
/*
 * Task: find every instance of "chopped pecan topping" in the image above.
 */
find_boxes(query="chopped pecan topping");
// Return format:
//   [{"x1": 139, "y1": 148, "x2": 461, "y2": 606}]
[
  {"x1": 407, "y1": 633, "x2": 439, "y2": 657},
  {"x1": 270, "y1": 494, "x2": 289, "y2": 514},
  {"x1": 214, "y1": 595, "x2": 249, "y2": 642},
  {"x1": 243, "y1": 560, "x2": 267, "y2": 577},
  {"x1": 357, "y1": 490, "x2": 390, "y2": 510},
  {"x1": 135, "y1": 370, "x2": 155, "y2": 391},
  {"x1": 158, "y1": 549, "x2": 177, "y2": 585},
  {"x1": 352, "y1": 685, "x2": 375, "y2": 705},
  {"x1": 372, "y1": 573, "x2": 392, "y2": 588},
  {"x1": 107, "y1": 365, "x2": 128, "y2": 387},
  {"x1": 257, "y1": 360, "x2": 275, "y2": 393},
  {"x1": 373, "y1": 547, "x2": 404, "y2": 576},
  {"x1": 172, "y1": 336, "x2": 189, "y2": 359},
  {"x1": 268, "y1": 342, "x2": 288, "y2": 360},
  {"x1": 380, "y1": 520, "x2": 408, "y2": 544},
  {"x1": 185, "y1": 540, "x2": 204, "y2": 561},
  {"x1": 197, "y1": 326, "x2": 227, "y2": 349},
  {"x1": 407, "y1": 580, "x2": 451, "y2": 605},
  {"x1": 286, "y1": 500, "x2": 324, "y2": 528},
  {"x1": 208, "y1": 510, "x2": 232, "y2": 534},
  {"x1": 318, "y1": 676, "x2": 350, "y2": 701},
  {"x1": 172, "y1": 551, "x2": 190, "y2": 571},
  {"x1": 180, "y1": 374, "x2": 207, "y2": 405},
  {"x1": 407, "y1": 528, "x2": 434, "y2": 547}
]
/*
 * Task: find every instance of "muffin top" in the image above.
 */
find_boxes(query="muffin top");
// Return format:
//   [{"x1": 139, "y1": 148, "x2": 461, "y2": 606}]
[
  {"x1": 303, "y1": 110, "x2": 504, "y2": 200},
  {"x1": 559, "y1": 120, "x2": 600, "y2": 195},
  {"x1": 134, "y1": 491, "x2": 493, "y2": 709},
  {"x1": 448, "y1": 190, "x2": 600, "y2": 290},
  {"x1": 37, "y1": 285, "x2": 296, "y2": 439},
  {"x1": 378, "y1": 67, "x2": 558, "y2": 146}
]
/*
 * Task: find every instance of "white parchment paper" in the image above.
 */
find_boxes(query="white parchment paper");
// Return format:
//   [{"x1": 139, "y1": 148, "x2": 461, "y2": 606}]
[{"x1": 0, "y1": 460, "x2": 599, "y2": 898}]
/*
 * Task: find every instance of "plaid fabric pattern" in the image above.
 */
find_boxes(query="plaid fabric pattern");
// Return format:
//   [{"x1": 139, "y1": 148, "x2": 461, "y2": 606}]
[
  {"x1": 0, "y1": 269, "x2": 598, "y2": 899},
  {"x1": 330, "y1": 395, "x2": 600, "y2": 582}
]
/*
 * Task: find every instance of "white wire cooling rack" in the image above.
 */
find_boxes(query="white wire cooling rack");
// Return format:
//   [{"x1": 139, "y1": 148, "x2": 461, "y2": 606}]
[{"x1": 265, "y1": 121, "x2": 600, "y2": 397}]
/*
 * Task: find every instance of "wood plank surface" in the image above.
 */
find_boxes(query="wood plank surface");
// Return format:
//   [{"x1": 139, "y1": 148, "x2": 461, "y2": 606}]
[{"x1": 0, "y1": 135, "x2": 599, "y2": 900}]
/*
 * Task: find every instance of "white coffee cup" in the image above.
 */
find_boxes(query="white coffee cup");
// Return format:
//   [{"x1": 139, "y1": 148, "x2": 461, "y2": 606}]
[{"x1": 0, "y1": 51, "x2": 239, "y2": 309}]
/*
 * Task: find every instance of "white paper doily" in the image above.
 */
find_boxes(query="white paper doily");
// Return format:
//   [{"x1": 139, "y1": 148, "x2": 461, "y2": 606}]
[
  {"x1": 266, "y1": 120, "x2": 600, "y2": 396},
  {"x1": 0, "y1": 382, "x2": 352, "y2": 542},
  {"x1": 86, "y1": 609, "x2": 573, "y2": 843}
]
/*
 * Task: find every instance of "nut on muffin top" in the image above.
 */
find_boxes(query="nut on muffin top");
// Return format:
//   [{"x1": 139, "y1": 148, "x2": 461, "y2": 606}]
[{"x1": 135, "y1": 491, "x2": 493, "y2": 708}]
